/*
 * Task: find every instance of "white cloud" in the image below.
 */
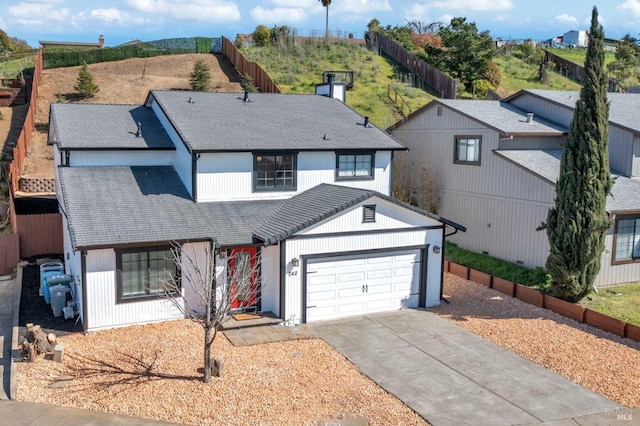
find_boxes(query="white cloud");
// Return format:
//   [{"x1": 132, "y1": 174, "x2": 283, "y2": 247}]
[
  {"x1": 250, "y1": 6, "x2": 308, "y2": 24},
  {"x1": 0, "y1": 17, "x2": 6, "y2": 28},
  {"x1": 266, "y1": 0, "x2": 317, "y2": 7},
  {"x1": 553, "y1": 13, "x2": 578, "y2": 25},
  {"x1": 71, "y1": 8, "x2": 149, "y2": 27},
  {"x1": 8, "y1": 1, "x2": 71, "y2": 25},
  {"x1": 618, "y1": 0, "x2": 640, "y2": 17},
  {"x1": 333, "y1": 0, "x2": 392, "y2": 15},
  {"x1": 430, "y1": 0, "x2": 512, "y2": 12},
  {"x1": 124, "y1": 0, "x2": 241, "y2": 22},
  {"x1": 438, "y1": 14, "x2": 453, "y2": 25}
]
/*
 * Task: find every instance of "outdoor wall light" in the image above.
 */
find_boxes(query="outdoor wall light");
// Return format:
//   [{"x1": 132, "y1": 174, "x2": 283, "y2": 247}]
[
  {"x1": 433, "y1": 246, "x2": 441, "y2": 254},
  {"x1": 219, "y1": 249, "x2": 228, "y2": 257},
  {"x1": 291, "y1": 258, "x2": 300, "y2": 267}
]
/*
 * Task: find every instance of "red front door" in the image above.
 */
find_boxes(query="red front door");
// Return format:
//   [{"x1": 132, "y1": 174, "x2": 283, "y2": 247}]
[{"x1": 229, "y1": 247, "x2": 258, "y2": 309}]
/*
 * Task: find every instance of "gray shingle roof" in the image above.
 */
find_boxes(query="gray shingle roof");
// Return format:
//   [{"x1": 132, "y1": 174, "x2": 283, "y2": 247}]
[
  {"x1": 148, "y1": 91, "x2": 406, "y2": 152},
  {"x1": 58, "y1": 166, "x2": 279, "y2": 249},
  {"x1": 254, "y1": 183, "x2": 465, "y2": 245},
  {"x1": 515, "y1": 90, "x2": 640, "y2": 134},
  {"x1": 495, "y1": 149, "x2": 640, "y2": 212},
  {"x1": 51, "y1": 103, "x2": 174, "y2": 150},
  {"x1": 436, "y1": 99, "x2": 567, "y2": 135}
]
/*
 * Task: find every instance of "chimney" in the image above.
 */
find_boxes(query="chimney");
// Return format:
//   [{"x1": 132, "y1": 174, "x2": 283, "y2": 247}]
[
  {"x1": 526, "y1": 112, "x2": 534, "y2": 124},
  {"x1": 135, "y1": 122, "x2": 143, "y2": 138},
  {"x1": 98, "y1": 35, "x2": 104, "y2": 47},
  {"x1": 364, "y1": 116, "x2": 369, "y2": 128},
  {"x1": 243, "y1": 91, "x2": 249, "y2": 102},
  {"x1": 327, "y1": 73, "x2": 335, "y2": 99}
]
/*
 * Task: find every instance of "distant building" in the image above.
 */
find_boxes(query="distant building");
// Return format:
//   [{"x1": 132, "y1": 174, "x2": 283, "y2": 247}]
[
  {"x1": 562, "y1": 30, "x2": 588, "y2": 48},
  {"x1": 39, "y1": 35, "x2": 104, "y2": 50}
]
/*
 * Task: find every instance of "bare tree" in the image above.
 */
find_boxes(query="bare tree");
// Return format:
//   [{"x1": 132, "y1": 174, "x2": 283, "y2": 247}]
[
  {"x1": 162, "y1": 242, "x2": 261, "y2": 383},
  {"x1": 405, "y1": 19, "x2": 443, "y2": 34},
  {"x1": 393, "y1": 150, "x2": 440, "y2": 214}
]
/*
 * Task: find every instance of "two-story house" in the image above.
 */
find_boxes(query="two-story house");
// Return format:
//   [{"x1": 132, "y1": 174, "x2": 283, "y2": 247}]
[
  {"x1": 51, "y1": 90, "x2": 464, "y2": 332},
  {"x1": 390, "y1": 89, "x2": 640, "y2": 287}
]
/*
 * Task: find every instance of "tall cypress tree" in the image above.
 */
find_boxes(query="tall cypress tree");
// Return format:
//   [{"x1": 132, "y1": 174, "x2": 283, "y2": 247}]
[{"x1": 543, "y1": 7, "x2": 612, "y2": 302}]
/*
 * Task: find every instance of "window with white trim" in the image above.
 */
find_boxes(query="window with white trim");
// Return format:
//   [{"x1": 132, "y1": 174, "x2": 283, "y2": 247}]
[
  {"x1": 454, "y1": 136, "x2": 481, "y2": 165},
  {"x1": 614, "y1": 216, "x2": 640, "y2": 263}
]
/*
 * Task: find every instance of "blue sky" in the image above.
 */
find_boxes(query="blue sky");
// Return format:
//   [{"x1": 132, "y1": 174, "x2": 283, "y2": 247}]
[{"x1": 1, "y1": 1, "x2": 639, "y2": 47}]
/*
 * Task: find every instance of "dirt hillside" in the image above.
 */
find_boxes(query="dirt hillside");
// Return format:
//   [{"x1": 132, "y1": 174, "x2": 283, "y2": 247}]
[{"x1": 22, "y1": 53, "x2": 244, "y2": 179}]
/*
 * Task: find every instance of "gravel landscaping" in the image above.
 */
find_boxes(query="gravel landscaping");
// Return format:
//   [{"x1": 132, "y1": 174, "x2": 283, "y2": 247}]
[
  {"x1": 16, "y1": 319, "x2": 427, "y2": 425},
  {"x1": 431, "y1": 274, "x2": 640, "y2": 408}
]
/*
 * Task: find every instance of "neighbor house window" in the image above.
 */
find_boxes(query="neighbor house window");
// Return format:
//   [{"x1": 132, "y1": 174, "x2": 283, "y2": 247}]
[
  {"x1": 454, "y1": 136, "x2": 481, "y2": 165},
  {"x1": 254, "y1": 153, "x2": 297, "y2": 191},
  {"x1": 117, "y1": 247, "x2": 178, "y2": 302},
  {"x1": 336, "y1": 152, "x2": 374, "y2": 180},
  {"x1": 613, "y1": 216, "x2": 640, "y2": 263}
]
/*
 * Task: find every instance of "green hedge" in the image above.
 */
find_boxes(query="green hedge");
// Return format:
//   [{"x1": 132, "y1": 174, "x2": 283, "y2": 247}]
[
  {"x1": 445, "y1": 242, "x2": 550, "y2": 289},
  {"x1": 43, "y1": 37, "x2": 219, "y2": 69}
]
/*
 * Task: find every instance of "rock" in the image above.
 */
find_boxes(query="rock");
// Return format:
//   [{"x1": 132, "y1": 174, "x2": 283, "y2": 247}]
[{"x1": 211, "y1": 358, "x2": 224, "y2": 377}]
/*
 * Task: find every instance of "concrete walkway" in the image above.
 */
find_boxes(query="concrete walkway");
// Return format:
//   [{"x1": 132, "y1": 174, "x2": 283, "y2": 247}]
[
  {"x1": 0, "y1": 275, "x2": 16, "y2": 400},
  {"x1": 311, "y1": 309, "x2": 624, "y2": 426}
]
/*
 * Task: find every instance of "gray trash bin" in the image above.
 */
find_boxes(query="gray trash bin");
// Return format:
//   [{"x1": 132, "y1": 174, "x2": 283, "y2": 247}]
[{"x1": 50, "y1": 285, "x2": 70, "y2": 318}]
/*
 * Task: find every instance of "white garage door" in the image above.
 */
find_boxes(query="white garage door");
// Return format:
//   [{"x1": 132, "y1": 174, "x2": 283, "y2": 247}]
[{"x1": 306, "y1": 249, "x2": 422, "y2": 322}]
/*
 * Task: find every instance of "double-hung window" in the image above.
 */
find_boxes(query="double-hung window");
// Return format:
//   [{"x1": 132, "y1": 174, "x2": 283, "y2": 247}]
[
  {"x1": 117, "y1": 247, "x2": 178, "y2": 303},
  {"x1": 454, "y1": 136, "x2": 481, "y2": 165},
  {"x1": 336, "y1": 152, "x2": 374, "y2": 180},
  {"x1": 254, "y1": 153, "x2": 297, "y2": 191},
  {"x1": 613, "y1": 216, "x2": 640, "y2": 263}
]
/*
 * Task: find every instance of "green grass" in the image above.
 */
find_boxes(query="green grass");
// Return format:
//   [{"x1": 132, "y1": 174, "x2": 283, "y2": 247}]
[
  {"x1": 546, "y1": 47, "x2": 616, "y2": 67},
  {"x1": 579, "y1": 282, "x2": 640, "y2": 326},
  {"x1": 445, "y1": 242, "x2": 550, "y2": 290},
  {"x1": 493, "y1": 55, "x2": 581, "y2": 97},
  {"x1": 241, "y1": 40, "x2": 435, "y2": 129},
  {"x1": 0, "y1": 53, "x2": 36, "y2": 80}
]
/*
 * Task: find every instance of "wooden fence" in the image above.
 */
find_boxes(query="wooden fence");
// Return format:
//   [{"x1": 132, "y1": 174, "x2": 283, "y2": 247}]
[
  {"x1": 9, "y1": 49, "x2": 42, "y2": 193},
  {"x1": 369, "y1": 32, "x2": 457, "y2": 99},
  {"x1": 445, "y1": 260, "x2": 640, "y2": 342},
  {"x1": 543, "y1": 50, "x2": 618, "y2": 92},
  {"x1": 0, "y1": 233, "x2": 20, "y2": 275},
  {"x1": 12, "y1": 210, "x2": 63, "y2": 258},
  {"x1": 221, "y1": 37, "x2": 281, "y2": 93}
]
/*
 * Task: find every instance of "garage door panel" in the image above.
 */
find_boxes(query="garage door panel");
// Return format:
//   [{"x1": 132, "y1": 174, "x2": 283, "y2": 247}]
[
  {"x1": 306, "y1": 248, "x2": 423, "y2": 322},
  {"x1": 308, "y1": 290, "x2": 336, "y2": 303}
]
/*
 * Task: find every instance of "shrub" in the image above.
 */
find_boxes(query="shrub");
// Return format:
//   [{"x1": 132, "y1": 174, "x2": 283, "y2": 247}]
[
  {"x1": 484, "y1": 61, "x2": 501, "y2": 88},
  {"x1": 74, "y1": 63, "x2": 99, "y2": 98},
  {"x1": 252, "y1": 25, "x2": 270, "y2": 47},
  {"x1": 472, "y1": 79, "x2": 495, "y2": 99},
  {"x1": 189, "y1": 59, "x2": 211, "y2": 91}
]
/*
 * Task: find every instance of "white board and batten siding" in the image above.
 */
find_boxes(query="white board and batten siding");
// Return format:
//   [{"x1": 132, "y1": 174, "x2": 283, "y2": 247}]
[
  {"x1": 281, "y1": 197, "x2": 445, "y2": 324},
  {"x1": 195, "y1": 151, "x2": 392, "y2": 201},
  {"x1": 260, "y1": 245, "x2": 280, "y2": 316},
  {"x1": 149, "y1": 100, "x2": 193, "y2": 195},
  {"x1": 632, "y1": 136, "x2": 640, "y2": 178},
  {"x1": 84, "y1": 249, "x2": 184, "y2": 331}
]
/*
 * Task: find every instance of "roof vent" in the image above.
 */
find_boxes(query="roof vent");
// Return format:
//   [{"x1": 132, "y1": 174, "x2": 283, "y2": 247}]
[
  {"x1": 243, "y1": 91, "x2": 249, "y2": 102},
  {"x1": 188, "y1": 96, "x2": 194, "y2": 103},
  {"x1": 135, "y1": 122, "x2": 143, "y2": 138},
  {"x1": 364, "y1": 116, "x2": 370, "y2": 128},
  {"x1": 526, "y1": 113, "x2": 534, "y2": 124}
]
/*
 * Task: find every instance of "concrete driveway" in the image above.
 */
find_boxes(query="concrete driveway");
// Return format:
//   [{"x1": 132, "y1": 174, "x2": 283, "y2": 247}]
[{"x1": 310, "y1": 309, "x2": 622, "y2": 426}]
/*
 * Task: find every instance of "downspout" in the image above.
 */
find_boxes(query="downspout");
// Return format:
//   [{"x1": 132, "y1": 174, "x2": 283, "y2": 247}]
[
  {"x1": 192, "y1": 153, "x2": 200, "y2": 202},
  {"x1": 440, "y1": 225, "x2": 460, "y2": 302},
  {"x1": 81, "y1": 251, "x2": 88, "y2": 332}
]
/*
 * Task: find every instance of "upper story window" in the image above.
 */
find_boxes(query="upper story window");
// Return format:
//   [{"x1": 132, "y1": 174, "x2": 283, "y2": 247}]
[
  {"x1": 454, "y1": 136, "x2": 481, "y2": 165},
  {"x1": 336, "y1": 152, "x2": 375, "y2": 180},
  {"x1": 116, "y1": 247, "x2": 179, "y2": 303},
  {"x1": 613, "y1": 216, "x2": 640, "y2": 264},
  {"x1": 254, "y1": 153, "x2": 297, "y2": 191}
]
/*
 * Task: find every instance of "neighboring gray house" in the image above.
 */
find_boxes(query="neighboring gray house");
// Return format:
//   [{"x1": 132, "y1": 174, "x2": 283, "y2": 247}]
[
  {"x1": 51, "y1": 90, "x2": 464, "y2": 331},
  {"x1": 389, "y1": 89, "x2": 640, "y2": 287}
]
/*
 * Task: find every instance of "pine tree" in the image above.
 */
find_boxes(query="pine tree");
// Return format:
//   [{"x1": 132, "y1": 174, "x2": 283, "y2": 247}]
[
  {"x1": 74, "y1": 63, "x2": 99, "y2": 98},
  {"x1": 542, "y1": 7, "x2": 612, "y2": 302},
  {"x1": 189, "y1": 59, "x2": 211, "y2": 91}
]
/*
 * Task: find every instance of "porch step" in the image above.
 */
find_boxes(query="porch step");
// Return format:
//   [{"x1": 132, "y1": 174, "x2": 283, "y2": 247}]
[{"x1": 220, "y1": 311, "x2": 282, "y2": 330}]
